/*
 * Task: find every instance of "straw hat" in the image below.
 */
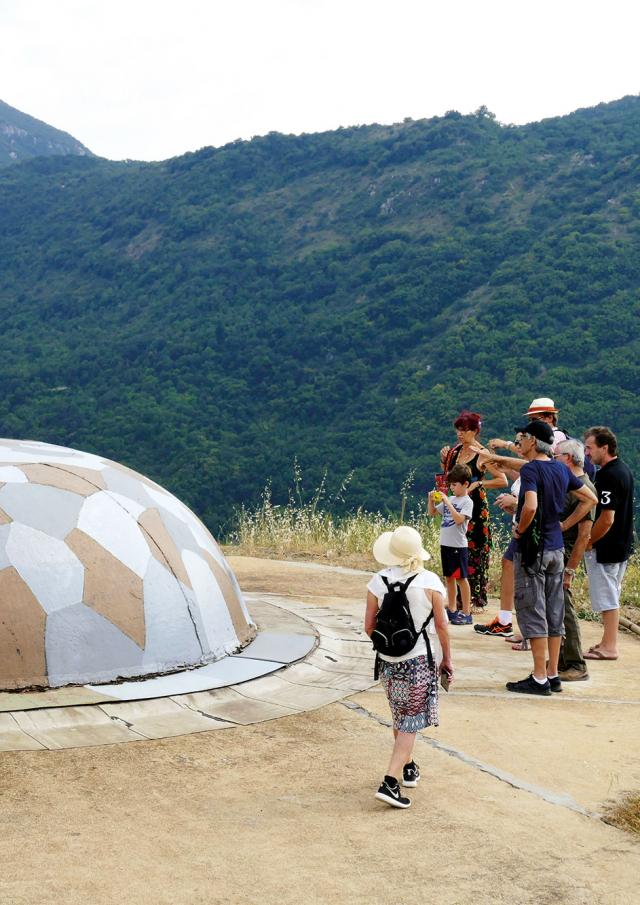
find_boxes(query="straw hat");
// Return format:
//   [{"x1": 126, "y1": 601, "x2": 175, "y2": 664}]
[
  {"x1": 372, "y1": 525, "x2": 430, "y2": 566},
  {"x1": 524, "y1": 397, "x2": 559, "y2": 416}
]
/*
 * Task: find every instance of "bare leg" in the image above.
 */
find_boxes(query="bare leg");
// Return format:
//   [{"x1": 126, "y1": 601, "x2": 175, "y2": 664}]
[
  {"x1": 599, "y1": 610, "x2": 620, "y2": 656},
  {"x1": 458, "y1": 578, "x2": 471, "y2": 615},
  {"x1": 386, "y1": 730, "x2": 417, "y2": 781},
  {"x1": 546, "y1": 635, "x2": 562, "y2": 675},
  {"x1": 446, "y1": 576, "x2": 457, "y2": 612},
  {"x1": 501, "y1": 559, "x2": 514, "y2": 611},
  {"x1": 529, "y1": 637, "x2": 548, "y2": 681}
]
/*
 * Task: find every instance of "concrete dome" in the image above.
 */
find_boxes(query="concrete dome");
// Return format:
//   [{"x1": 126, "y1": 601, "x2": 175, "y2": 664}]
[{"x1": 0, "y1": 438, "x2": 255, "y2": 690}]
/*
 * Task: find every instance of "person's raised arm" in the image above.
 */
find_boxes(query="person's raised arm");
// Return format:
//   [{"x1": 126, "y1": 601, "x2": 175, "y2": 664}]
[
  {"x1": 440, "y1": 494, "x2": 467, "y2": 525},
  {"x1": 561, "y1": 483, "x2": 598, "y2": 533}
]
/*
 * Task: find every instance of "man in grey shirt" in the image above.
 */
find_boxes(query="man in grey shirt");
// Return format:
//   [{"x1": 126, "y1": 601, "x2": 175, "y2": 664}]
[{"x1": 555, "y1": 439, "x2": 596, "y2": 682}]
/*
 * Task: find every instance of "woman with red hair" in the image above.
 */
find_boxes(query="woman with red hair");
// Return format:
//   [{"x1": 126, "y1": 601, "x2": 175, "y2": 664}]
[{"x1": 440, "y1": 411, "x2": 507, "y2": 609}]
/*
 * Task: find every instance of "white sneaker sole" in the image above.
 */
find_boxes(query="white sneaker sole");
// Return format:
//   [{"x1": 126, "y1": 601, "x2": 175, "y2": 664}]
[
  {"x1": 375, "y1": 791, "x2": 411, "y2": 809},
  {"x1": 402, "y1": 777, "x2": 419, "y2": 788}
]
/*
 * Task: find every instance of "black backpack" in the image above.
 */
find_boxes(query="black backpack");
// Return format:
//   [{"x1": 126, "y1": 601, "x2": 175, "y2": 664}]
[{"x1": 371, "y1": 574, "x2": 434, "y2": 678}]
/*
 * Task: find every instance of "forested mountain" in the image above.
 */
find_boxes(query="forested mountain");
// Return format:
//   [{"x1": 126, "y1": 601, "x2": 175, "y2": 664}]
[
  {"x1": 0, "y1": 99, "x2": 93, "y2": 165},
  {"x1": 0, "y1": 97, "x2": 639, "y2": 530}
]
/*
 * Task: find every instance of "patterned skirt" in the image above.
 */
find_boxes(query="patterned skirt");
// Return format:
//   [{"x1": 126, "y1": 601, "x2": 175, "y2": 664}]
[{"x1": 379, "y1": 654, "x2": 439, "y2": 733}]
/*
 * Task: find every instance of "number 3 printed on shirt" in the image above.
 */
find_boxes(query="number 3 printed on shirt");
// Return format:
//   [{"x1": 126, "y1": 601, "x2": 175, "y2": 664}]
[{"x1": 600, "y1": 490, "x2": 612, "y2": 505}]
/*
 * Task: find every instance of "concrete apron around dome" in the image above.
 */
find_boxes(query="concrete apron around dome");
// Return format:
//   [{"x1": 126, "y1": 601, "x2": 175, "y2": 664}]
[
  {"x1": 0, "y1": 593, "x2": 378, "y2": 750},
  {"x1": 0, "y1": 437, "x2": 255, "y2": 690}
]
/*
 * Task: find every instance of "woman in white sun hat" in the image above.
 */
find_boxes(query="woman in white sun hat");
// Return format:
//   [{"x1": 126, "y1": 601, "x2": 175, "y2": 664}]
[{"x1": 365, "y1": 525, "x2": 452, "y2": 809}]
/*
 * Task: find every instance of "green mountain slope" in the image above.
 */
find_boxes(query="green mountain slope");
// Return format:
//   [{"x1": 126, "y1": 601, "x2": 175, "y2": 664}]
[
  {"x1": 0, "y1": 99, "x2": 93, "y2": 165},
  {"x1": 0, "y1": 97, "x2": 638, "y2": 529}
]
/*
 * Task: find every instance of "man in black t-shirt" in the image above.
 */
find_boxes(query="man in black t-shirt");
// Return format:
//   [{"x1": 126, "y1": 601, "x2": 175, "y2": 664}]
[{"x1": 583, "y1": 426, "x2": 635, "y2": 661}]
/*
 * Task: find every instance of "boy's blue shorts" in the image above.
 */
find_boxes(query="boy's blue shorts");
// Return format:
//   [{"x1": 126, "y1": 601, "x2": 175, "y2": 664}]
[{"x1": 441, "y1": 545, "x2": 469, "y2": 579}]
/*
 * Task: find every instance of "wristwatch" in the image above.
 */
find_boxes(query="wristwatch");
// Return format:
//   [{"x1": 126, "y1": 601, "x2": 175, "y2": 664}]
[{"x1": 564, "y1": 567, "x2": 576, "y2": 576}]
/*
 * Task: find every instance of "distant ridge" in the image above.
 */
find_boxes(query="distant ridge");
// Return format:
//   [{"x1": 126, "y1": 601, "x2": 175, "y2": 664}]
[
  {"x1": 0, "y1": 94, "x2": 638, "y2": 528},
  {"x1": 0, "y1": 99, "x2": 93, "y2": 165}
]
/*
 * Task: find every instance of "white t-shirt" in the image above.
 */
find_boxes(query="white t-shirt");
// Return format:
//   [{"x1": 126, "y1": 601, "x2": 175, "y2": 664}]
[
  {"x1": 510, "y1": 477, "x2": 521, "y2": 525},
  {"x1": 436, "y1": 494, "x2": 474, "y2": 547},
  {"x1": 552, "y1": 428, "x2": 568, "y2": 453},
  {"x1": 367, "y1": 566, "x2": 445, "y2": 663}
]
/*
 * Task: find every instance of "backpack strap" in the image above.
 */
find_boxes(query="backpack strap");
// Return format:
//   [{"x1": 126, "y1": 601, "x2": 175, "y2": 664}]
[
  {"x1": 381, "y1": 573, "x2": 419, "y2": 591},
  {"x1": 419, "y1": 610, "x2": 435, "y2": 669}
]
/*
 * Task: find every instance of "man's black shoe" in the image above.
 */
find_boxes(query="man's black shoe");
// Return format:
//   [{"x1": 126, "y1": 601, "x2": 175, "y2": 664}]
[
  {"x1": 548, "y1": 676, "x2": 562, "y2": 693},
  {"x1": 506, "y1": 674, "x2": 552, "y2": 696},
  {"x1": 375, "y1": 776, "x2": 411, "y2": 808}
]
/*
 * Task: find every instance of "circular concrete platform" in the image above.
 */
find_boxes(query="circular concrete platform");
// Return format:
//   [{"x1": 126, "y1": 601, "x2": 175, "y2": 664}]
[{"x1": 0, "y1": 592, "x2": 377, "y2": 750}]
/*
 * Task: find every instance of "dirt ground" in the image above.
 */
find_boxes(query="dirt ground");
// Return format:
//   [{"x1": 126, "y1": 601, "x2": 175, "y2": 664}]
[{"x1": 1, "y1": 556, "x2": 639, "y2": 905}]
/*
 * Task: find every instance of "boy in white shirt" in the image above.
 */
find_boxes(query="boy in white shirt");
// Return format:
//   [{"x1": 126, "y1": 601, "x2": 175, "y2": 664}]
[{"x1": 428, "y1": 463, "x2": 474, "y2": 625}]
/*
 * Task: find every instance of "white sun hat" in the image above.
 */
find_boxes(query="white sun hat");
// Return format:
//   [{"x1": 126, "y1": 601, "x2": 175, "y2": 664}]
[
  {"x1": 372, "y1": 525, "x2": 430, "y2": 566},
  {"x1": 524, "y1": 397, "x2": 559, "y2": 416}
]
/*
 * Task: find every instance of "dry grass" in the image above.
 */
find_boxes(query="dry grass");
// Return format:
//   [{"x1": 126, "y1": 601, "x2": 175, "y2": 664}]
[
  {"x1": 571, "y1": 551, "x2": 640, "y2": 623},
  {"x1": 603, "y1": 794, "x2": 640, "y2": 836}
]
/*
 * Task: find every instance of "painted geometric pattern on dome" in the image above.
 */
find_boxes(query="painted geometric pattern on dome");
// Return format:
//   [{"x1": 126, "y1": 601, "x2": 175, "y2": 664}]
[{"x1": 0, "y1": 439, "x2": 255, "y2": 690}]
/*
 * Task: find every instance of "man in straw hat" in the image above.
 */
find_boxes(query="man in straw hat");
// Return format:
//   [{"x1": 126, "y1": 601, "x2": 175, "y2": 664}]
[
  {"x1": 365, "y1": 526, "x2": 452, "y2": 808},
  {"x1": 490, "y1": 397, "x2": 567, "y2": 454}
]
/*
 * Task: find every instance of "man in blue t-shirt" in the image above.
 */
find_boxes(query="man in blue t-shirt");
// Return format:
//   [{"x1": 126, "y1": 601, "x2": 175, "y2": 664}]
[{"x1": 506, "y1": 420, "x2": 597, "y2": 696}]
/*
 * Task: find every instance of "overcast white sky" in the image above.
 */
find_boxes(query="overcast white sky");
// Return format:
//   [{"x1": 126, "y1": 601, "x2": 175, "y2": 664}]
[{"x1": 1, "y1": 0, "x2": 638, "y2": 161}]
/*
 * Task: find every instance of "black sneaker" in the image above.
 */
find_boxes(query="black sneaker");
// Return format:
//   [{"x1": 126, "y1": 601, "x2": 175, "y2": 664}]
[
  {"x1": 548, "y1": 676, "x2": 562, "y2": 693},
  {"x1": 506, "y1": 674, "x2": 552, "y2": 696},
  {"x1": 375, "y1": 776, "x2": 411, "y2": 809},
  {"x1": 402, "y1": 761, "x2": 420, "y2": 788}
]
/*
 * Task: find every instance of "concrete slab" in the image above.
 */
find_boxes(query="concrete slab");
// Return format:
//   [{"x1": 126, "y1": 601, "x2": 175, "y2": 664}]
[
  {"x1": 282, "y1": 661, "x2": 375, "y2": 693},
  {"x1": 315, "y1": 637, "x2": 373, "y2": 659},
  {"x1": 246, "y1": 597, "x2": 317, "y2": 635},
  {"x1": 306, "y1": 649, "x2": 374, "y2": 677},
  {"x1": 178, "y1": 687, "x2": 301, "y2": 724},
  {"x1": 87, "y1": 656, "x2": 284, "y2": 702},
  {"x1": 233, "y1": 631, "x2": 316, "y2": 663},
  {"x1": 231, "y1": 673, "x2": 346, "y2": 710},
  {"x1": 0, "y1": 713, "x2": 46, "y2": 750},
  {"x1": 0, "y1": 686, "x2": 110, "y2": 712},
  {"x1": 100, "y1": 698, "x2": 234, "y2": 739},
  {"x1": 11, "y1": 706, "x2": 145, "y2": 749}
]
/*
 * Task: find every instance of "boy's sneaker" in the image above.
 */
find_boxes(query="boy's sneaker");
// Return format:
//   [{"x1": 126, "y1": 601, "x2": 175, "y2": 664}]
[
  {"x1": 375, "y1": 776, "x2": 411, "y2": 809},
  {"x1": 449, "y1": 611, "x2": 472, "y2": 626},
  {"x1": 402, "y1": 761, "x2": 420, "y2": 788},
  {"x1": 446, "y1": 609, "x2": 457, "y2": 622},
  {"x1": 474, "y1": 616, "x2": 513, "y2": 637},
  {"x1": 506, "y1": 674, "x2": 552, "y2": 696},
  {"x1": 548, "y1": 676, "x2": 562, "y2": 693}
]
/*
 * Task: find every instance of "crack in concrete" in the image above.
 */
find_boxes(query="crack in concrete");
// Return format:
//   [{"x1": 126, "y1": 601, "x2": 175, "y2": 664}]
[
  {"x1": 101, "y1": 710, "x2": 152, "y2": 740},
  {"x1": 8, "y1": 712, "x2": 47, "y2": 750},
  {"x1": 341, "y1": 700, "x2": 604, "y2": 821}
]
